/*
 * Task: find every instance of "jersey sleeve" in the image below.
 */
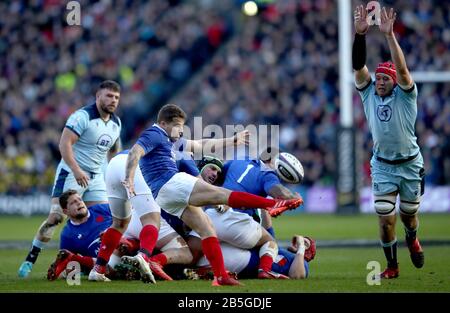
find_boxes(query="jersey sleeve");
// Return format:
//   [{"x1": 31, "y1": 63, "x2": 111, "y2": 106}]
[
  {"x1": 65, "y1": 110, "x2": 89, "y2": 137},
  {"x1": 89, "y1": 203, "x2": 112, "y2": 218},
  {"x1": 136, "y1": 129, "x2": 163, "y2": 155},
  {"x1": 356, "y1": 79, "x2": 375, "y2": 105},
  {"x1": 396, "y1": 83, "x2": 418, "y2": 106},
  {"x1": 262, "y1": 171, "x2": 281, "y2": 194},
  {"x1": 177, "y1": 152, "x2": 200, "y2": 176},
  {"x1": 222, "y1": 161, "x2": 232, "y2": 177}
]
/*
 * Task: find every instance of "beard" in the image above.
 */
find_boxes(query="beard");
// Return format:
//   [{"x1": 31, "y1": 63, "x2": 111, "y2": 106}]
[
  {"x1": 75, "y1": 211, "x2": 88, "y2": 220},
  {"x1": 99, "y1": 101, "x2": 116, "y2": 114}
]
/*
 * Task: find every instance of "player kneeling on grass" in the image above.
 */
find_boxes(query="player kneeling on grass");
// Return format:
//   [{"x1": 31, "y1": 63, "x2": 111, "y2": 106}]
[
  {"x1": 186, "y1": 235, "x2": 316, "y2": 280},
  {"x1": 47, "y1": 190, "x2": 191, "y2": 281}
]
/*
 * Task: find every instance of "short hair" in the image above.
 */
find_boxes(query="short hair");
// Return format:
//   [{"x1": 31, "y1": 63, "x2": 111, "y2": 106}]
[
  {"x1": 157, "y1": 104, "x2": 187, "y2": 123},
  {"x1": 59, "y1": 189, "x2": 78, "y2": 209},
  {"x1": 97, "y1": 80, "x2": 121, "y2": 93}
]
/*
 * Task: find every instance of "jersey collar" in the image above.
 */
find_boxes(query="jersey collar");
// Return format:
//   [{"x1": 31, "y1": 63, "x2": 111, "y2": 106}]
[{"x1": 153, "y1": 123, "x2": 169, "y2": 137}]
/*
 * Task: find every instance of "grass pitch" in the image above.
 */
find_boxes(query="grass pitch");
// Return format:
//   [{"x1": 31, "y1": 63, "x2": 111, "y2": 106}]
[{"x1": 0, "y1": 214, "x2": 449, "y2": 293}]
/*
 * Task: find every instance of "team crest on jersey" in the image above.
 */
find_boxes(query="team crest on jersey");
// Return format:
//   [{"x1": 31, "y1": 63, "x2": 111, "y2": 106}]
[
  {"x1": 377, "y1": 105, "x2": 392, "y2": 122},
  {"x1": 97, "y1": 134, "x2": 113, "y2": 149}
]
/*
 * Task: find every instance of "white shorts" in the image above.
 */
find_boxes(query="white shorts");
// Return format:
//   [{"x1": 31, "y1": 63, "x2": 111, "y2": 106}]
[
  {"x1": 190, "y1": 208, "x2": 262, "y2": 249},
  {"x1": 197, "y1": 242, "x2": 251, "y2": 274},
  {"x1": 155, "y1": 172, "x2": 198, "y2": 218},
  {"x1": 124, "y1": 209, "x2": 178, "y2": 248},
  {"x1": 51, "y1": 162, "x2": 107, "y2": 203},
  {"x1": 106, "y1": 153, "x2": 160, "y2": 218}
]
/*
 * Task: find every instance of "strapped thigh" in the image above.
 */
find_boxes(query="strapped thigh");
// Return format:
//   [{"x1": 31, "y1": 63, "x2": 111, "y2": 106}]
[{"x1": 374, "y1": 194, "x2": 397, "y2": 216}]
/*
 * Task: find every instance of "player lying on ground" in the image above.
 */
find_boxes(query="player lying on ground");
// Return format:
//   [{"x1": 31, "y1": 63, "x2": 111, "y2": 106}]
[
  {"x1": 47, "y1": 190, "x2": 191, "y2": 282},
  {"x1": 187, "y1": 151, "x2": 304, "y2": 279},
  {"x1": 122, "y1": 104, "x2": 303, "y2": 286},
  {"x1": 353, "y1": 5, "x2": 424, "y2": 279},
  {"x1": 189, "y1": 235, "x2": 316, "y2": 280}
]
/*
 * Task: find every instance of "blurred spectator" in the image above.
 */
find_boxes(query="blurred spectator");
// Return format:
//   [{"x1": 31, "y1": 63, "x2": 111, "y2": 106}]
[
  {"x1": 0, "y1": 0, "x2": 232, "y2": 194},
  {"x1": 1, "y1": 0, "x2": 449, "y2": 194},
  {"x1": 175, "y1": 0, "x2": 449, "y2": 187}
]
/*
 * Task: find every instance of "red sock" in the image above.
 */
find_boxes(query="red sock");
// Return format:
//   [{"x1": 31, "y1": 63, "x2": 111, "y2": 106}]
[
  {"x1": 259, "y1": 255, "x2": 273, "y2": 272},
  {"x1": 139, "y1": 225, "x2": 158, "y2": 262},
  {"x1": 150, "y1": 253, "x2": 168, "y2": 267},
  {"x1": 71, "y1": 255, "x2": 94, "y2": 269},
  {"x1": 228, "y1": 191, "x2": 276, "y2": 209},
  {"x1": 95, "y1": 228, "x2": 122, "y2": 273},
  {"x1": 201, "y1": 237, "x2": 228, "y2": 278}
]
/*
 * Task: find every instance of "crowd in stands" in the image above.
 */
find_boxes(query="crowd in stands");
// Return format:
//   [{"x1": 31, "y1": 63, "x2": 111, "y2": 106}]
[
  {"x1": 1, "y1": 0, "x2": 449, "y2": 194},
  {"x1": 175, "y1": 0, "x2": 450, "y2": 187},
  {"x1": 0, "y1": 0, "x2": 232, "y2": 194}
]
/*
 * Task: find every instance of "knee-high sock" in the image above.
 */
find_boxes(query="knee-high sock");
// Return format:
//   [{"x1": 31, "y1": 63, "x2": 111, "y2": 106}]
[
  {"x1": 71, "y1": 255, "x2": 94, "y2": 269},
  {"x1": 201, "y1": 237, "x2": 228, "y2": 278},
  {"x1": 381, "y1": 239, "x2": 398, "y2": 269},
  {"x1": 95, "y1": 228, "x2": 122, "y2": 274},
  {"x1": 138, "y1": 225, "x2": 159, "y2": 262},
  {"x1": 150, "y1": 253, "x2": 168, "y2": 267},
  {"x1": 228, "y1": 191, "x2": 276, "y2": 209}
]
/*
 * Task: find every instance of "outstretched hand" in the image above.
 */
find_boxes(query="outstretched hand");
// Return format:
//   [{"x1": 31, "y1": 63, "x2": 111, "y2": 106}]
[
  {"x1": 234, "y1": 130, "x2": 250, "y2": 146},
  {"x1": 379, "y1": 7, "x2": 396, "y2": 36},
  {"x1": 354, "y1": 5, "x2": 369, "y2": 35}
]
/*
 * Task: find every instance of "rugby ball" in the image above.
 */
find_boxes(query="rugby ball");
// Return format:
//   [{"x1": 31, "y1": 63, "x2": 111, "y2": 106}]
[{"x1": 275, "y1": 152, "x2": 304, "y2": 184}]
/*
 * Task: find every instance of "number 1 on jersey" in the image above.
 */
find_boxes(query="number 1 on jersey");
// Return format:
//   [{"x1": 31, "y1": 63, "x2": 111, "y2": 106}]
[{"x1": 237, "y1": 164, "x2": 254, "y2": 183}]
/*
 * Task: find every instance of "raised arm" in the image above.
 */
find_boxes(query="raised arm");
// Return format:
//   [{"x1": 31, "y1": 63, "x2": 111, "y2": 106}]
[
  {"x1": 352, "y1": 5, "x2": 371, "y2": 88},
  {"x1": 379, "y1": 7, "x2": 413, "y2": 88},
  {"x1": 123, "y1": 144, "x2": 145, "y2": 196},
  {"x1": 185, "y1": 130, "x2": 249, "y2": 153}
]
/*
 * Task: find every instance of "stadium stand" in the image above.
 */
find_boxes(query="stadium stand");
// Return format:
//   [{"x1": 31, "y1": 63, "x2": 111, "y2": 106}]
[{"x1": 0, "y1": 0, "x2": 449, "y2": 195}]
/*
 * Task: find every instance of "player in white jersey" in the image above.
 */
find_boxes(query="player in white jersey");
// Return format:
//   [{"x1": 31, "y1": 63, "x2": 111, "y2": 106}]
[
  {"x1": 19, "y1": 81, "x2": 122, "y2": 278},
  {"x1": 353, "y1": 5, "x2": 424, "y2": 279},
  {"x1": 88, "y1": 150, "x2": 190, "y2": 283}
]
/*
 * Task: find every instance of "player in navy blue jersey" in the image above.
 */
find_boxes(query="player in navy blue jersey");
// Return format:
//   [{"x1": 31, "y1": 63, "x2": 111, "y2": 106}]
[
  {"x1": 189, "y1": 149, "x2": 304, "y2": 279},
  {"x1": 46, "y1": 189, "x2": 111, "y2": 280},
  {"x1": 47, "y1": 189, "x2": 192, "y2": 282},
  {"x1": 123, "y1": 104, "x2": 303, "y2": 286},
  {"x1": 19, "y1": 80, "x2": 122, "y2": 278}
]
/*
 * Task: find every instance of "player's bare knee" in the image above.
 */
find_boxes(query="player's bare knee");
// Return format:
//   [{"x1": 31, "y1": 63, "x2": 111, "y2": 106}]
[
  {"x1": 111, "y1": 217, "x2": 129, "y2": 233},
  {"x1": 399, "y1": 198, "x2": 420, "y2": 216},
  {"x1": 259, "y1": 241, "x2": 278, "y2": 259},
  {"x1": 179, "y1": 247, "x2": 194, "y2": 264},
  {"x1": 374, "y1": 195, "x2": 396, "y2": 216}
]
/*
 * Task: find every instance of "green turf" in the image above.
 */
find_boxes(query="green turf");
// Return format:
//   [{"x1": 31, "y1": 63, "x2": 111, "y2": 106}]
[
  {"x1": 1, "y1": 247, "x2": 449, "y2": 292},
  {"x1": 2, "y1": 213, "x2": 450, "y2": 241},
  {"x1": 1, "y1": 213, "x2": 449, "y2": 292},
  {"x1": 272, "y1": 213, "x2": 450, "y2": 240}
]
